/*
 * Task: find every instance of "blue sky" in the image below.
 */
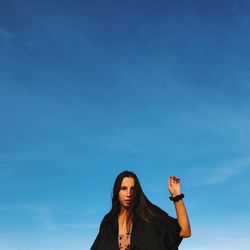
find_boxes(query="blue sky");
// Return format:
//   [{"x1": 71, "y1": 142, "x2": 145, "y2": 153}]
[{"x1": 1, "y1": 0, "x2": 250, "y2": 249}]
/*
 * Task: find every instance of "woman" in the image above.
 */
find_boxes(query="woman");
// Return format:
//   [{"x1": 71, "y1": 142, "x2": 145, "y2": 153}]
[{"x1": 91, "y1": 171, "x2": 191, "y2": 250}]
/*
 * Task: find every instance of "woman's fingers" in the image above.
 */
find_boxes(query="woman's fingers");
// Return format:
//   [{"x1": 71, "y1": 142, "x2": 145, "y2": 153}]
[{"x1": 169, "y1": 176, "x2": 180, "y2": 184}]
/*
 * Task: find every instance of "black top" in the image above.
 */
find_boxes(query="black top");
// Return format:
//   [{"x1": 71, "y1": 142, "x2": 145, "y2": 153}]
[{"x1": 91, "y1": 212, "x2": 182, "y2": 250}]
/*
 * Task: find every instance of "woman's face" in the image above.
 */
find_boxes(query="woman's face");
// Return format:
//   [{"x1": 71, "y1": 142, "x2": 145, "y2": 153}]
[{"x1": 118, "y1": 177, "x2": 135, "y2": 208}]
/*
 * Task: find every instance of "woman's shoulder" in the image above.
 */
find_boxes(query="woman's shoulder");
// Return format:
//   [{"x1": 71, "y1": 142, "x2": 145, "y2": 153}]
[{"x1": 100, "y1": 212, "x2": 113, "y2": 228}]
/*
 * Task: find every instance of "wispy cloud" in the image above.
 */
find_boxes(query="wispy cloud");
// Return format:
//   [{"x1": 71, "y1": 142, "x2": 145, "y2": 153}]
[
  {"x1": 190, "y1": 158, "x2": 250, "y2": 186},
  {"x1": 62, "y1": 222, "x2": 99, "y2": 229},
  {"x1": 81, "y1": 210, "x2": 103, "y2": 217},
  {"x1": 0, "y1": 27, "x2": 15, "y2": 49},
  {"x1": 94, "y1": 127, "x2": 165, "y2": 156},
  {"x1": 0, "y1": 27, "x2": 14, "y2": 41},
  {"x1": 144, "y1": 183, "x2": 165, "y2": 194},
  {"x1": 202, "y1": 115, "x2": 250, "y2": 139},
  {"x1": 0, "y1": 143, "x2": 67, "y2": 183},
  {"x1": 0, "y1": 204, "x2": 56, "y2": 231},
  {"x1": 184, "y1": 229, "x2": 250, "y2": 250},
  {"x1": 96, "y1": 132, "x2": 143, "y2": 155}
]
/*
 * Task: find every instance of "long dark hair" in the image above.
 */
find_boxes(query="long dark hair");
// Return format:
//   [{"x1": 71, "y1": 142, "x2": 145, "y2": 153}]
[{"x1": 102, "y1": 170, "x2": 169, "y2": 229}]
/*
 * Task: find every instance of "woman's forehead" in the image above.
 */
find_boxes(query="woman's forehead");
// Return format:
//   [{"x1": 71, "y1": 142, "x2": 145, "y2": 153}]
[{"x1": 121, "y1": 177, "x2": 135, "y2": 186}]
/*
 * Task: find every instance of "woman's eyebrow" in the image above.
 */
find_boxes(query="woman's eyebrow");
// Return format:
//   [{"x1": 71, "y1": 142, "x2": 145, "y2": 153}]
[{"x1": 121, "y1": 185, "x2": 135, "y2": 188}]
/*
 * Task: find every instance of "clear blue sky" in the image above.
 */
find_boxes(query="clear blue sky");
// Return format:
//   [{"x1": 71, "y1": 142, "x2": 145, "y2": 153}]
[{"x1": 1, "y1": 1, "x2": 250, "y2": 249}]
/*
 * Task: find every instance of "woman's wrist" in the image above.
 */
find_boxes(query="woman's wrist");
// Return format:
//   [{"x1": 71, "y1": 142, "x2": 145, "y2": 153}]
[
  {"x1": 169, "y1": 193, "x2": 184, "y2": 202},
  {"x1": 170, "y1": 192, "x2": 181, "y2": 198}
]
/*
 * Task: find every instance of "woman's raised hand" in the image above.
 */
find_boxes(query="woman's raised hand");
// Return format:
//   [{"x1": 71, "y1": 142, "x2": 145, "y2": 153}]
[{"x1": 168, "y1": 176, "x2": 181, "y2": 197}]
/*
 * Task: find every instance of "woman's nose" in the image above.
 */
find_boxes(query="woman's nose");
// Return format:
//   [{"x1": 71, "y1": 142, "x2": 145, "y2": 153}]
[{"x1": 127, "y1": 189, "x2": 132, "y2": 196}]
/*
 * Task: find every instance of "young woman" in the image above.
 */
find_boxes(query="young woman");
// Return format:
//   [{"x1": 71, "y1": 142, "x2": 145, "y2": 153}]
[{"x1": 91, "y1": 171, "x2": 191, "y2": 250}]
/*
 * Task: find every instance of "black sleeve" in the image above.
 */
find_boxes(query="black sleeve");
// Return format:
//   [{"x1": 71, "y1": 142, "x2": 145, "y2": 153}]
[
  {"x1": 90, "y1": 233, "x2": 100, "y2": 250},
  {"x1": 162, "y1": 216, "x2": 183, "y2": 250},
  {"x1": 90, "y1": 213, "x2": 110, "y2": 250}
]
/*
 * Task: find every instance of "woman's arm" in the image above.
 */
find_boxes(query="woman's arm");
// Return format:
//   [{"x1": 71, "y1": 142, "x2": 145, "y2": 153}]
[{"x1": 168, "y1": 176, "x2": 191, "y2": 238}]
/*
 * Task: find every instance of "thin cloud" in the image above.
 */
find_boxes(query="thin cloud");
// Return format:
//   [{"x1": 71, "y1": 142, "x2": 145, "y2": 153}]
[
  {"x1": 190, "y1": 158, "x2": 250, "y2": 186},
  {"x1": 184, "y1": 229, "x2": 250, "y2": 250},
  {"x1": 0, "y1": 144, "x2": 66, "y2": 183},
  {"x1": 95, "y1": 127, "x2": 163, "y2": 156},
  {"x1": 0, "y1": 27, "x2": 14, "y2": 41},
  {"x1": 0, "y1": 204, "x2": 56, "y2": 231},
  {"x1": 0, "y1": 27, "x2": 15, "y2": 49},
  {"x1": 62, "y1": 222, "x2": 99, "y2": 229},
  {"x1": 144, "y1": 183, "x2": 165, "y2": 194},
  {"x1": 96, "y1": 133, "x2": 143, "y2": 155},
  {"x1": 81, "y1": 210, "x2": 103, "y2": 217}
]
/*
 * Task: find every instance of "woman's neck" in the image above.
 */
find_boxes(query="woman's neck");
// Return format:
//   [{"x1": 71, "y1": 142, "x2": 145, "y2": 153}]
[
  {"x1": 118, "y1": 207, "x2": 133, "y2": 235},
  {"x1": 119, "y1": 206, "x2": 128, "y2": 217}
]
